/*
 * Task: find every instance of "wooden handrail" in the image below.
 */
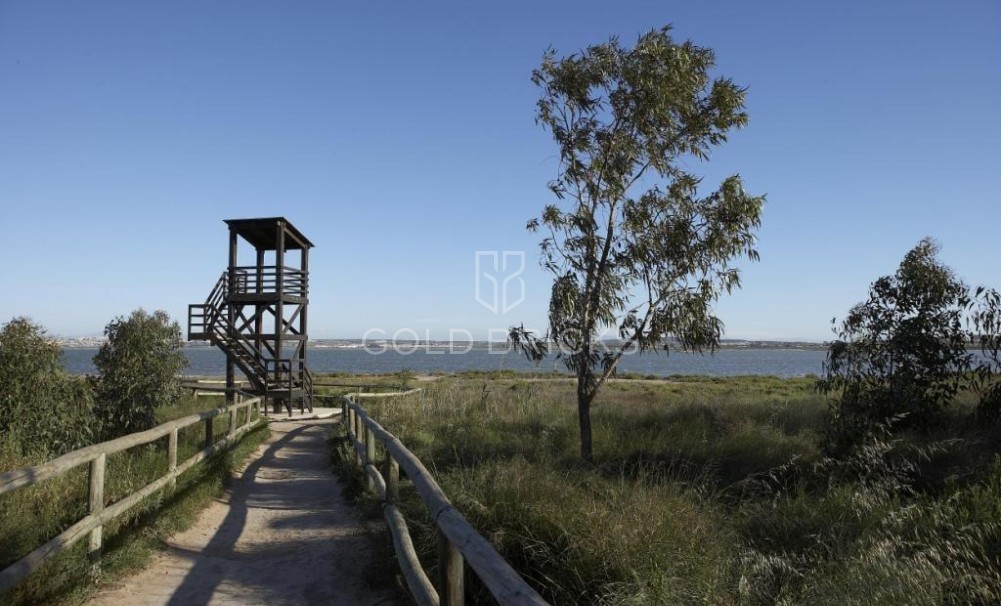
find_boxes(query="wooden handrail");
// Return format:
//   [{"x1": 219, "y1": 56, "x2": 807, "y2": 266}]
[
  {"x1": 0, "y1": 396, "x2": 265, "y2": 594},
  {"x1": 344, "y1": 399, "x2": 548, "y2": 606},
  {"x1": 226, "y1": 266, "x2": 307, "y2": 297}
]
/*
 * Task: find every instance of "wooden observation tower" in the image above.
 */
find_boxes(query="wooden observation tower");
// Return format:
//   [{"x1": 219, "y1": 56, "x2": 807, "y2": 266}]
[{"x1": 188, "y1": 217, "x2": 314, "y2": 414}]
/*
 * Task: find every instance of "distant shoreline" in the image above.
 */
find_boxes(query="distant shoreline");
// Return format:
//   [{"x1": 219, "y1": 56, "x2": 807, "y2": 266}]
[{"x1": 55, "y1": 338, "x2": 829, "y2": 351}]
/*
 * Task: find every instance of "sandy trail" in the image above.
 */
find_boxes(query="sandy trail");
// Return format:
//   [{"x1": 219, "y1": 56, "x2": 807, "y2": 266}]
[{"x1": 88, "y1": 418, "x2": 398, "y2": 606}]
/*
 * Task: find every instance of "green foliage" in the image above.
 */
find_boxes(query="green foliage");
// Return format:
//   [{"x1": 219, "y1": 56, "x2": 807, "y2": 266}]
[
  {"x1": 1, "y1": 397, "x2": 269, "y2": 606},
  {"x1": 970, "y1": 286, "x2": 1001, "y2": 422},
  {"x1": 0, "y1": 317, "x2": 94, "y2": 456},
  {"x1": 352, "y1": 376, "x2": 1001, "y2": 604},
  {"x1": 94, "y1": 309, "x2": 187, "y2": 439},
  {"x1": 394, "y1": 367, "x2": 417, "y2": 391},
  {"x1": 819, "y1": 239, "x2": 974, "y2": 451},
  {"x1": 513, "y1": 26, "x2": 764, "y2": 461},
  {"x1": 737, "y1": 424, "x2": 1001, "y2": 605}
]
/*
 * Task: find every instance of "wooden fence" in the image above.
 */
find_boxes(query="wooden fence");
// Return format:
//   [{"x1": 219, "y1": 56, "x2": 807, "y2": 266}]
[
  {"x1": 0, "y1": 395, "x2": 264, "y2": 594},
  {"x1": 343, "y1": 399, "x2": 548, "y2": 606}
]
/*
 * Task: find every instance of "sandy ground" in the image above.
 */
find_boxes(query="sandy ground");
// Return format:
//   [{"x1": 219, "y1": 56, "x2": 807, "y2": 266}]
[{"x1": 87, "y1": 418, "x2": 399, "y2": 606}]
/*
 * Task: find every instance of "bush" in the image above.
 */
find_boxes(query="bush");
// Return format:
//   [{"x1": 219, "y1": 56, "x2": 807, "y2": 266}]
[
  {"x1": 971, "y1": 287, "x2": 1001, "y2": 422},
  {"x1": 93, "y1": 309, "x2": 187, "y2": 439},
  {"x1": 819, "y1": 239, "x2": 973, "y2": 452},
  {"x1": 0, "y1": 317, "x2": 94, "y2": 456}
]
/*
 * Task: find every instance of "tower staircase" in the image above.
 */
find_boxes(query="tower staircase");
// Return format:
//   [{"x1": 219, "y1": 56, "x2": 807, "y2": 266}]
[{"x1": 188, "y1": 218, "x2": 315, "y2": 415}]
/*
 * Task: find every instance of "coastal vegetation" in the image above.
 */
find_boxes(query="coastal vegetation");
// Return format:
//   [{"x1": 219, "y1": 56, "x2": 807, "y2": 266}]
[
  {"x1": 94, "y1": 309, "x2": 188, "y2": 439},
  {"x1": 462, "y1": 36, "x2": 1001, "y2": 603},
  {"x1": 0, "y1": 313, "x2": 268, "y2": 605},
  {"x1": 339, "y1": 374, "x2": 1001, "y2": 605},
  {"x1": 0, "y1": 318, "x2": 95, "y2": 456},
  {"x1": 331, "y1": 238, "x2": 1001, "y2": 604},
  {"x1": 0, "y1": 310, "x2": 188, "y2": 458},
  {"x1": 821, "y1": 238, "x2": 1001, "y2": 453}
]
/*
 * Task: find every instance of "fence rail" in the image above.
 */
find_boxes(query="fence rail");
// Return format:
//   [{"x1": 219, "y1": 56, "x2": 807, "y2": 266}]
[
  {"x1": 229, "y1": 265, "x2": 307, "y2": 298},
  {"x1": 343, "y1": 399, "x2": 548, "y2": 606},
  {"x1": 0, "y1": 395, "x2": 265, "y2": 594}
]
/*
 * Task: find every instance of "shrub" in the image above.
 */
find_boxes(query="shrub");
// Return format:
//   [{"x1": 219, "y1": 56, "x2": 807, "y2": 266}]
[
  {"x1": 0, "y1": 317, "x2": 94, "y2": 456},
  {"x1": 819, "y1": 239, "x2": 973, "y2": 452},
  {"x1": 971, "y1": 287, "x2": 1001, "y2": 423},
  {"x1": 93, "y1": 309, "x2": 187, "y2": 439}
]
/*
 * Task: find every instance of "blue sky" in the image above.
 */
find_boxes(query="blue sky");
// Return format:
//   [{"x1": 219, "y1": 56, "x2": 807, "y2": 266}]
[{"x1": 1, "y1": 1, "x2": 998, "y2": 342}]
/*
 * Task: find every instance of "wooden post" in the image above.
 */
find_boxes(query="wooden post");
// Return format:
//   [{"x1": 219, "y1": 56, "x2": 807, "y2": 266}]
[
  {"x1": 229, "y1": 406, "x2": 237, "y2": 438},
  {"x1": 349, "y1": 408, "x2": 360, "y2": 466},
  {"x1": 359, "y1": 418, "x2": 368, "y2": 463},
  {"x1": 301, "y1": 245, "x2": 309, "y2": 406},
  {"x1": 275, "y1": 223, "x2": 285, "y2": 400},
  {"x1": 365, "y1": 427, "x2": 376, "y2": 466},
  {"x1": 365, "y1": 427, "x2": 376, "y2": 492},
  {"x1": 384, "y1": 453, "x2": 399, "y2": 504},
  {"x1": 355, "y1": 412, "x2": 363, "y2": 466},
  {"x1": 205, "y1": 417, "x2": 214, "y2": 450},
  {"x1": 438, "y1": 527, "x2": 464, "y2": 606},
  {"x1": 168, "y1": 428, "x2": 178, "y2": 490},
  {"x1": 88, "y1": 453, "x2": 106, "y2": 568},
  {"x1": 226, "y1": 228, "x2": 238, "y2": 405},
  {"x1": 255, "y1": 248, "x2": 265, "y2": 372}
]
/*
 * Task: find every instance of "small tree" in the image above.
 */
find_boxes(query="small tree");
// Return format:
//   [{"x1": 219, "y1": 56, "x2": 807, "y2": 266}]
[
  {"x1": 819, "y1": 238, "x2": 973, "y2": 450},
  {"x1": 511, "y1": 27, "x2": 764, "y2": 462},
  {"x1": 0, "y1": 317, "x2": 94, "y2": 455},
  {"x1": 94, "y1": 309, "x2": 187, "y2": 438},
  {"x1": 970, "y1": 286, "x2": 1001, "y2": 422}
]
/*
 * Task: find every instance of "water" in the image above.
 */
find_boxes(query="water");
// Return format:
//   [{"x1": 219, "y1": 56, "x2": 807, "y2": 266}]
[{"x1": 61, "y1": 346, "x2": 826, "y2": 378}]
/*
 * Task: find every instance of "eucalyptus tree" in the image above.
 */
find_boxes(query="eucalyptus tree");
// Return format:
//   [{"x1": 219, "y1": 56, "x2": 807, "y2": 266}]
[
  {"x1": 970, "y1": 286, "x2": 1001, "y2": 422},
  {"x1": 94, "y1": 309, "x2": 187, "y2": 438},
  {"x1": 511, "y1": 27, "x2": 764, "y2": 462},
  {"x1": 819, "y1": 238, "x2": 975, "y2": 450},
  {"x1": 0, "y1": 317, "x2": 94, "y2": 455}
]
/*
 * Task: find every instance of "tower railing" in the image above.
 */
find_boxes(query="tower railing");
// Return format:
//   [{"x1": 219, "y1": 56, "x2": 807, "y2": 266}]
[{"x1": 226, "y1": 266, "x2": 307, "y2": 298}]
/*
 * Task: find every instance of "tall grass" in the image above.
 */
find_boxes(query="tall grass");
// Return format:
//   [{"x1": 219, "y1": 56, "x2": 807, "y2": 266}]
[
  {"x1": 346, "y1": 376, "x2": 1001, "y2": 605},
  {"x1": 0, "y1": 395, "x2": 270, "y2": 605}
]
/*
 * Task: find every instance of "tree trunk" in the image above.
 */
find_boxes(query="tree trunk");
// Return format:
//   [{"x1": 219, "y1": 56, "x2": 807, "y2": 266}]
[{"x1": 576, "y1": 378, "x2": 593, "y2": 463}]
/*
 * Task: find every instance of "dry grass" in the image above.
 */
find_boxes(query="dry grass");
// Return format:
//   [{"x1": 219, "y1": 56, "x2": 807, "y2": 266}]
[{"x1": 340, "y1": 375, "x2": 1001, "y2": 605}]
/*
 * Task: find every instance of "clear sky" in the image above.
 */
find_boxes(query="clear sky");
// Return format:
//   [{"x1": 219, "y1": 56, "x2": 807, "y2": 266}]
[{"x1": 1, "y1": 1, "x2": 998, "y2": 342}]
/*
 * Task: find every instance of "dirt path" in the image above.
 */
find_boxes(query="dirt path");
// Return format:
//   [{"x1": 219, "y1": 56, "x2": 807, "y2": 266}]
[{"x1": 88, "y1": 418, "x2": 399, "y2": 606}]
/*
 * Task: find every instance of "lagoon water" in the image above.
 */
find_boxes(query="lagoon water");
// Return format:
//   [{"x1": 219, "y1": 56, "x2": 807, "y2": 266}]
[{"x1": 61, "y1": 346, "x2": 826, "y2": 378}]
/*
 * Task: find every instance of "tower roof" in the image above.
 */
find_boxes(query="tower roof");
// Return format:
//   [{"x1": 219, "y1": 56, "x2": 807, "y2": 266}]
[{"x1": 224, "y1": 217, "x2": 314, "y2": 250}]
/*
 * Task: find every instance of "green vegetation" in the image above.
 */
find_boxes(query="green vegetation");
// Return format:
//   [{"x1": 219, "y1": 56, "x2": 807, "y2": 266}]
[
  {"x1": 340, "y1": 376, "x2": 1001, "y2": 605},
  {"x1": 820, "y1": 239, "x2": 974, "y2": 450},
  {"x1": 820, "y1": 239, "x2": 1001, "y2": 453},
  {"x1": 394, "y1": 367, "x2": 417, "y2": 391},
  {"x1": 0, "y1": 318, "x2": 95, "y2": 456},
  {"x1": 0, "y1": 311, "x2": 188, "y2": 457},
  {"x1": 311, "y1": 371, "x2": 424, "y2": 399},
  {"x1": 970, "y1": 286, "x2": 1001, "y2": 422},
  {"x1": 511, "y1": 26, "x2": 764, "y2": 462},
  {"x1": 94, "y1": 309, "x2": 188, "y2": 439},
  {"x1": 0, "y1": 395, "x2": 269, "y2": 605},
  {"x1": 0, "y1": 313, "x2": 266, "y2": 604}
]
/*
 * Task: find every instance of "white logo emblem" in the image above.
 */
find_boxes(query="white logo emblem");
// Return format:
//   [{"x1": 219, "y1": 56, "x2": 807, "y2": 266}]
[{"x1": 475, "y1": 251, "x2": 525, "y2": 314}]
